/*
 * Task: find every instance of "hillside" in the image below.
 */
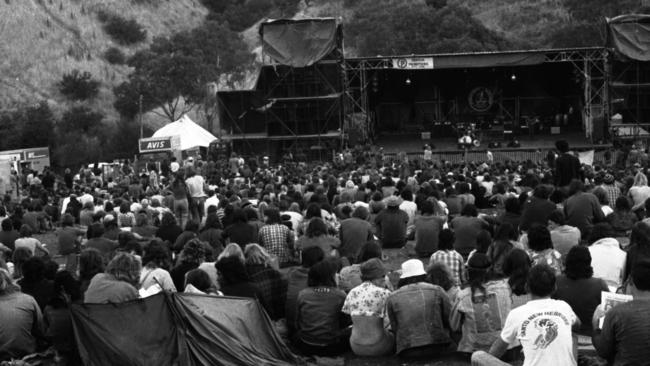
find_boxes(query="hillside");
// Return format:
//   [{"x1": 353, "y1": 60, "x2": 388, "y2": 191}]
[
  {"x1": 0, "y1": 0, "x2": 646, "y2": 125},
  {"x1": 0, "y1": 0, "x2": 208, "y2": 118}
]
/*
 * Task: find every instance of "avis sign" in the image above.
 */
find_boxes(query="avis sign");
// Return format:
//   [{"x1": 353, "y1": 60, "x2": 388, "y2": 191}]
[{"x1": 139, "y1": 137, "x2": 172, "y2": 153}]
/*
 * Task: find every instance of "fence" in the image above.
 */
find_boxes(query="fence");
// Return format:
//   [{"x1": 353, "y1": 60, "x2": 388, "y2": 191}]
[{"x1": 382, "y1": 148, "x2": 614, "y2": 165}]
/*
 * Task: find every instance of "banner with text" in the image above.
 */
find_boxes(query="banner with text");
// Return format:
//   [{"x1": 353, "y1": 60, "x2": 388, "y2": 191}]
[{"x1": 392, "y1": 57, "x2": 434, "y2": 69}]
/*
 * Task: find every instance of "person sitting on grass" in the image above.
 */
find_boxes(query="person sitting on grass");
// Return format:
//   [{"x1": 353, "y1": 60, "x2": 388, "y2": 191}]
[
  {"x1": 472, "y1": 264, "x2": 580, "y2": 366},
  {"x1": 386, "y1": 259, "x2": 453, "y2": 359},
  {"x1": 294, "y1": 259, "x2": 350, "y2": 356},
  {"x1": 430, "y1": 229, "x2": 466, "y2": 286},
  {"x1": 342, "y1": 258, "x2": 394, "y2": 356}
]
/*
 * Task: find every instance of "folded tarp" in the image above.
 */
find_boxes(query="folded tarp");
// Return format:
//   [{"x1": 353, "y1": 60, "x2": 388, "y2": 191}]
[
  {"x1": 70, "y1": 293, "x2": 297, "y2": 366},
  {"x1": 260, "y1": 18, "x2": 341, "y2": 67}
]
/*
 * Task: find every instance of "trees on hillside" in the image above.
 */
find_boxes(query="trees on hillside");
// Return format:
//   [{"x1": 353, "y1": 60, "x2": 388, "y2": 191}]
[
  {"x1": 345, "y1": 1, "x2": 508, "y2": 56},
  {"x1": 0, "y1": 102, "x2": 55, "y2": 151},
  {"x1": 58, "y1": 70, "x2": 100, "y2": 101},
  {"x1": 114, "y1": 20, "x2": 253, "y2": 121}
]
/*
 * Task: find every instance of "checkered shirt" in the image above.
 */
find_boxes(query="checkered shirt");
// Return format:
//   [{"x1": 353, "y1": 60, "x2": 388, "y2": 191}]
[
  {"x1": 600, "y1": 184, "x2": 621, "y2": 208},
  {"x1": 258, "y1": 224, "x2": 294, "y2": 264},
  {"x1": 246, "y1": 264, "x2": 288, "y2": 320},
  {"x1": 430, "y1": 249, "x2": 466, "y2": 286}
]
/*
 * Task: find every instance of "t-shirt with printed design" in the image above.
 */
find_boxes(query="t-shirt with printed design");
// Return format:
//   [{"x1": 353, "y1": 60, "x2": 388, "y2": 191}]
[{"x1": 500, "y1": 298, "x2": 577, "y2": 366}]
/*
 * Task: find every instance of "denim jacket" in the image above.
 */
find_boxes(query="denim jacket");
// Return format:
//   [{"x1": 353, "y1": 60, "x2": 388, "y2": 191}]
[{"x1": 386, "y1": 282, "x2": 452, "y2": 354}]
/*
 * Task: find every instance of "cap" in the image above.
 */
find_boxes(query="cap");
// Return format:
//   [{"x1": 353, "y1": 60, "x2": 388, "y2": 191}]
[
  {"x1": 360, "y1": 258, "x2": 387, "y2": 281},
  {"x1": 400, "y1": 259, "x2": 426, "y2": 279}
]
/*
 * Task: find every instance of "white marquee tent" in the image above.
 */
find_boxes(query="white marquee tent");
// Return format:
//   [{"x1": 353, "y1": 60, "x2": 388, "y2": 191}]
[{"x1": 151, "y1": 115, "x2": 218, "y2": 151}]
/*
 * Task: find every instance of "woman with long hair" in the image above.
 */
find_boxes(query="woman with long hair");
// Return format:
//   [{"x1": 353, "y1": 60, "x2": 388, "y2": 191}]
[
  {"x1": 155, "y1": 212, "x2": 183, "y2": 246},
  {"x1": 140, "y1": 240, "x2": 176, "y2": 292},
  {"x1": 427, "y1": 261, "x2": 460, "y2": 304},
  {"x1": 451, "y1": 253, "x2": 512, "y2": 355},
  {"x1": 295, "y1": 218, "x2": 340, "y2": 257},
  {"x1": 170, "y1": 173, "x2": 190, "y2": 228},
  {"x1": 170, "y1": 239, "x2": 206, "y2": 291},
  {"x1": 554, "y1": 245, "x2": 608, "y2": 335},
  {"x1": 84, "y1": 253, "x2": 141, "y2": 304},
  {"x1": 487, "y1": 223, "x2": 519, "y2": 278},
  {"x1": 244, "y1": 244, "x2": 287, "y2": 321},
  {"x1": 628, "y1": 171, "x2": 650, "y2": 216},
  {"x1": 79, "y1": 248, "x2": 105, "y2": 298},
  {"x1": 199, "y1": 213, "x2": 224, "y2": 258},
  {"x1": 503, "y1": 248, "x2": 532, "y2": 308}
]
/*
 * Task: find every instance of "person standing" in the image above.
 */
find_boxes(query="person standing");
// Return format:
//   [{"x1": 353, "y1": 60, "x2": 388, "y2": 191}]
[
  {"x1": 554, "y1": 140, "x2": 582, "y2": 189},
  {"x1": 170, "y1": 173, "x2": 189, "y2": 228},
  {"x1": 185, "y1": 168, "x2": 207, "y2": 223}
]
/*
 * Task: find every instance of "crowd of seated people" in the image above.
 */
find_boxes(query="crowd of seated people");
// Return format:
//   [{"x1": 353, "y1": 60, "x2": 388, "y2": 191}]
[{"x1": 1, "y1": 140, "x2": 650, "y2": 365}]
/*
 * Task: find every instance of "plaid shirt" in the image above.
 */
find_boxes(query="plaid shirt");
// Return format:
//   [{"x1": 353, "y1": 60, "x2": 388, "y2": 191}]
[
  {"x1": 430, "y1": 249, "x2": 466, "y2": 286},
  {"x1": 258, "y1": 224, "x2": 294, "y2": 264},
  {"x1": 246, "y1": 264, "x2": 288, "y2": 320},
  {"x1": 600, "y1": 184, "x2": 621, "y2": 208}
]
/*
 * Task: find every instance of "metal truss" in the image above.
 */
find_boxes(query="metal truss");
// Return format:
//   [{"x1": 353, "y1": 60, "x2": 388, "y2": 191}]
[{"x1": 343, "y1": 48, "x2": 610, "y2": 142}]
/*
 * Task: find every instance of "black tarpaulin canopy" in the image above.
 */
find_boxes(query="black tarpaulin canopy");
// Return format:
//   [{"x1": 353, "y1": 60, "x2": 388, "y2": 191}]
[
  {"x1": 607, "y1": 14, "x2": 650, "y2": 61},
  {"x1": 70, "y1": 293, "x2": 298, "y2": 366},
  {"x1": 260, "y1": 18, "x2": 341, "y2": 67}
]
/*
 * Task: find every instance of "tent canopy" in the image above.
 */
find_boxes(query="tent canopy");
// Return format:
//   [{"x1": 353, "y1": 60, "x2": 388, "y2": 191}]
[{"x1": 152, "y1": 115, "x2": 217, "y2": 151}]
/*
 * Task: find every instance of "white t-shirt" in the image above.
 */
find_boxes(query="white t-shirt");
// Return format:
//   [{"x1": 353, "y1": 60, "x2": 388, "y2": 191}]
[
  {"x1": 185, "y1": 176, "x2": 206, "y2": 198},
  {"x1": 500, "y1": 298, "x2": 577, "y2": 366}
]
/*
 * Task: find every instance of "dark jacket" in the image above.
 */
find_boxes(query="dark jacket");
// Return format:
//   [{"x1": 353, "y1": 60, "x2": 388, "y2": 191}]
[{"x1": 554, "y1": 153, "x2": 582, "y2": 187}]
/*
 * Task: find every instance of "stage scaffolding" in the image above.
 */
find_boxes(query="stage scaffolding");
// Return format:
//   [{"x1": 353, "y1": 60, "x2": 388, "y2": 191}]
[
  {"x1": 343, "y1": 47, "x2": 609, "y2": 143},
  {"x1": 222, "y1": 19, "x2": 345, "y2": 160}
]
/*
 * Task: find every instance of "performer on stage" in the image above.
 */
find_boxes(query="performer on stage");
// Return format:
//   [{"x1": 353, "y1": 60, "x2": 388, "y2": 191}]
[{"x1": 458, "y1": 130, "x2": 473, "y2": 148}]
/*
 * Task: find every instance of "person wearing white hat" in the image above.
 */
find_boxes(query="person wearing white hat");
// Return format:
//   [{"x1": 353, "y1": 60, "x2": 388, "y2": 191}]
[{"x1": 385, "y1": 259, "x2": 454, "y2": 359}]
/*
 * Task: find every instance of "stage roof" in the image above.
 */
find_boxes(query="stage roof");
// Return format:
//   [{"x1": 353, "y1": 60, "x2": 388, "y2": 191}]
[{"x1": 346, "y1": 47, "x2": 604, "y2": 69}]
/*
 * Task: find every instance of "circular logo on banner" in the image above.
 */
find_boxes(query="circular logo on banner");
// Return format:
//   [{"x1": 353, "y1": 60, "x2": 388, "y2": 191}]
[
  {"x1": 396, "y1": 58, "x2": 408, "y2": 69},
  {"x1": 468, "y1": 87, "x2": 494, "y2": 112}
]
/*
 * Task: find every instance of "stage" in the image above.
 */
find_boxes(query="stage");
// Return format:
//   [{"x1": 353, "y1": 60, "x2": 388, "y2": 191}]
[
  {"x1": 373, "y1": 131, "x2": 612, "y2": 164},
  {"x1": 375, "y1": 132, "x2": 606, "y2": 154}
]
